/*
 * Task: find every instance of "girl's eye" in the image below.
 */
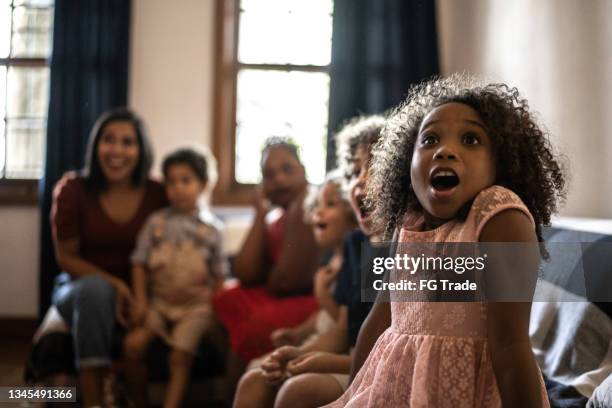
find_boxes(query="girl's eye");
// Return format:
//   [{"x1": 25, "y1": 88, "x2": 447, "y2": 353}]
[
  {"x1": 281, "y1": 163, "x2": 294, "y2": 174},
  {"x1": 325, "y1": 200, "x2": 338, "y2": 208},
  {"x1": 122, "y1": 137, "x2": 136, "y2": 147},
  {"x1": 421, "y1": 134, "x2": 438, "y2": 145},
  {"x1": 463, "y1": 133, "x2": 480, "y2": 145}
]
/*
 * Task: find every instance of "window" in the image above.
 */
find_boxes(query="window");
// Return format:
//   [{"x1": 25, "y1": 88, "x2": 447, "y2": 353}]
[
  {"x1": 213, "y1": 0, "x2": 333, "y2": 205},
  {"x1": 0, "y1": 0, "x2": 53, "y2": 202}
]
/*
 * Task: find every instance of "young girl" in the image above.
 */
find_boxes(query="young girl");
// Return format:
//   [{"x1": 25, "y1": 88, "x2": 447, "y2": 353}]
[
  {"x1": 123, "y1": 148, "x2": 226, "y2": 408},
  {"x1": 269, "y1": 173, "x2": 357, "y2": 349},
  {"x1": 325, "y1": 75, "x2": 566, "y2": 407},
  {"x1": 233, "y1": 174, "x2": 357, "y2": 407}
]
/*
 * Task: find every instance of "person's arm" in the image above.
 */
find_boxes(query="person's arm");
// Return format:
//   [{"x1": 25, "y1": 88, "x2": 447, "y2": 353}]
[
  {"x1": 314, "y1": 266, "x2": 342, "y2": 320},
  {"x1": 480, "y1": 209, "x2": 544, "y2": 408},
  {"x1": 266, "y1": 197, "x2": 321, "y2": 295},
  {"x1": 55, "y1": 238, "x2": 126, "y2": 289},
  {"x1": 299, "y1": 305, "x2": 349, "y2": 354},
  {"x1": 261, "y1": 306, "x2": 349, "y2": 384},
  {"x1": 349, "y1": 300, "x2": 391, "y2": 382},
  {"x1": 286, "y1": 352, "x2": 352, "y2": 376},
  {"x1": 129, "y1": 264, "x2": 148, "y2": 326},
  {"x1": 270, "y1": 311, "x2": 319, "y2": 347},
  {"x1": 233, "y1": 190, "x2": 269, "y2": 285}
]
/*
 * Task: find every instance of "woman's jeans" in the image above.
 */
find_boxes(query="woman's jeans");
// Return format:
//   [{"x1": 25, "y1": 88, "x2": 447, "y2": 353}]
[{"x1": 52, "y1": 273, "x2": 117, "y2": 369}]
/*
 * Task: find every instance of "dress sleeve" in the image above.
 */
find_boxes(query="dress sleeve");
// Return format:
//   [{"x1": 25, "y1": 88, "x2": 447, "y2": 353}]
[
  {"x1": 50, "y1": 175, "x2": 82, "y2": 242},
  {"x1": 471, "y1": 185, "x2": 536, "y2": 239}
]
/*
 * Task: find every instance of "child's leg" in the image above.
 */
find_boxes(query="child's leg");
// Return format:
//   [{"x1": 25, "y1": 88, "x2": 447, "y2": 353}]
[
  {"x1": 123, "y1": 326, "x2": 156, "y2": 408},
  {"x1": 165, "y1": 311, "x2": 210, "y2": 408},
  {"x1": 164, "y1": 349, "x2": 193, "y2": 408},
  {"x1": 274, "y1": 373, "x2": 344, "y2": 408},
  {"x1": 233, "y1": 368, "x2": 279, "y2": 408}
]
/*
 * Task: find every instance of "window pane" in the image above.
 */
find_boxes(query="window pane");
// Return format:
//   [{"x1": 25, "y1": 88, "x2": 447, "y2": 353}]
[
  {"x1": 0, "y1": 2, "x2": 11, "y2": 58},
  {"x1": 0, "y1": 66, "x2": 6, "y2": 118},
  {"x1": 0, "y1": 120, "x2": 5, "y2": 178},
  {"x1": 239, "y1": 0, "x2": 333, "y2": 65},
  {"x1": 5, "y1": 118, "x2": 45, "y2": 178},
  {"x1": 13, "y1": 0, "x2": 53, "y2": 6},
  {"x1": 7, "y1": 66, "x2": 50, "y2": 118},
  {"x1": 235, "y1": 69, "x2": 329, "y2": 184},
  {"x1": 11, "y1": 5, "x2": 53, "y2": 58}
]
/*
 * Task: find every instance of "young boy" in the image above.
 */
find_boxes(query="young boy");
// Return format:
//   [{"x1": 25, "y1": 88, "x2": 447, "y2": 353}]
[{"x1": 123, "y1": 148, "x2": 226, "y2": 408}]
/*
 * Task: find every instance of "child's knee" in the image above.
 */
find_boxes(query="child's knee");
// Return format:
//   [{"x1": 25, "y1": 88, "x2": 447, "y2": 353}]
[
  {"x1": 123, "y1": 333, "x2": 147, "y2": 360},
  {"x1": 234, "y1": 369, "x2": 273, "y2": 407},
  {"x1": 275, "y1": 375, "x2": 317, "y2": 408},
  {"x1": 237, "y1": 369, "x2": 267, "y2": 394}
]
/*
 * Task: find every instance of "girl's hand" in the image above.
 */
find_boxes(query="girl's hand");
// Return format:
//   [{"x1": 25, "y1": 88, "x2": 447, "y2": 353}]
[
  {"x1": 286, "y1": 351, "x2": 340, "y2": 375},
  {"x1": 113, "y1": 280, "x2": 134, "y2": 327},
  {"x1": 270, "y1": 327, "x2": 302, "y2": 347},
  {"x1": 261, "y1": 346, "x2": 303, "y2": 385},
  {"x1": 253, "y1": 186, "x2": 270, "y2": 215}
]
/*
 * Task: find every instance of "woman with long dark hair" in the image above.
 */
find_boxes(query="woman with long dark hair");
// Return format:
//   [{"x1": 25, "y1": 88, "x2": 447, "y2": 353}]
[{"x1": 50, "y1": 108, "x2": 166, "y2": 407}]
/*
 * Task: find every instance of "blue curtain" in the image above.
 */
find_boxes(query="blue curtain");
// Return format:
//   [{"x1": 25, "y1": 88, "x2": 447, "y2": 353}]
[
  {"x1": 38, "y1": 0, "x2": 131, "y2": 318},
  {"x1": 326, "y1": 0, "x2": 440, "y2": 168}
]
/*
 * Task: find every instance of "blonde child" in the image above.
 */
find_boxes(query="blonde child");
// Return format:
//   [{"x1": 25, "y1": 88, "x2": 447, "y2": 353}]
[
  {"x1": 123, "y1": 148, "x2": 226, "y2": 408},
  {"x1": 324, "y1": 75, "x2": 566, "y2": 407},
  {"x1": 268, "y1": 173, "x2": 357, "y2": 349}
]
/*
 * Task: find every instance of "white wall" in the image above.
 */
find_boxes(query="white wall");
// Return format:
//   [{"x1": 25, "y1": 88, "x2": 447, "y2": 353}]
[
  {"x1": 128, "y1": 0, "x2": 216, "y2": 179},
  {"x1": 437, "y1": 0, "x2": 612, "y2": 218},
  {"x1": 0, "y1": 206, "x2": 39, "y2": 317}
]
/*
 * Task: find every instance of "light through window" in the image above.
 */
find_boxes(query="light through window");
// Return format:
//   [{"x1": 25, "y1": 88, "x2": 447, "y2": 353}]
[
  {"x1": 0, "y1": 0, "x2": 53, "y2": 180},
  {"x1": 234, "y1": 0, "x2": 333, "y2": 184}
]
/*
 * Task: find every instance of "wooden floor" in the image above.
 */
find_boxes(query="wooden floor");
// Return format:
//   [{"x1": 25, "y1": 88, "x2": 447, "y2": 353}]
[
  {"x1": 0, "y1": 337, "x2": 33, "y2": 407},
  {"x1": 0, "y1": 336, "x2": 228, "y2": 407},
  {"x1": 0, "y1": 337, "x2": 30, "y2": 386}
]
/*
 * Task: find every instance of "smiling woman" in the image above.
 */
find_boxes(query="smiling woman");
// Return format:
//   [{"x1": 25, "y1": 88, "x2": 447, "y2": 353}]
[{"x1": 32, "y1": 108, "x2": 168, "y2": 407}]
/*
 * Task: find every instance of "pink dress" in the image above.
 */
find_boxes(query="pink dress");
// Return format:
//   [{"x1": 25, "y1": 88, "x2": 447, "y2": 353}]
[{"x1": 324, "y1": 186, "x2": 550, "y2": 407}]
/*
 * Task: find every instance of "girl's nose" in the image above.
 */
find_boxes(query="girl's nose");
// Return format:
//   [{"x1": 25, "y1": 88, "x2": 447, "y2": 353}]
[{"x1": 433, "y1": 144, "x2": 458, "y2": 161}]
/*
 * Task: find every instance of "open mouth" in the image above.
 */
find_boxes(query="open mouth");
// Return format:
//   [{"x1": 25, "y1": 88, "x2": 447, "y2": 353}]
[
  {"x1": 430, "y1": 169, "x2": 460, "y2": 191},
  {"x1": 357, "y1": 196, "x2": 370, "y2": 219},
  {"x1": 315, "y1": 222, "x2": 328, "y2": 230}
]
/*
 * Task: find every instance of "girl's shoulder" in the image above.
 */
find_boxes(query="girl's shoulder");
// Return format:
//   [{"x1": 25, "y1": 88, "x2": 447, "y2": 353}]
[{"x1": 469, "y1": 185, "x2": 535, "y2": 237}]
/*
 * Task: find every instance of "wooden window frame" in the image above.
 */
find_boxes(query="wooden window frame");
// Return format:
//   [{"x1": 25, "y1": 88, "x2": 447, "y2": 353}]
[
  {"x1": 212, "y1": 0, "x2": 246, "y2": 206},
  {"x1": 0, "y1": 0, "x2": 54, "y2": 205},
  {"x1": 0, "y1": 56, "x2": 48, "y2": 205},
  {"x1": 211, "y1": 0, "x2": 330, "y2": 206}
]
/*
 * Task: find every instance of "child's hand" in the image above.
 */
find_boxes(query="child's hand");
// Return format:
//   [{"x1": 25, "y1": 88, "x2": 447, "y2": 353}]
[
  {"x1": 314, "y1": 266, "x2": 338, "y2": 301},
  {"x1": 270, "y1": 327, "x2": 302, "y2": 347},
  {"x1": 129, "y1": 299, "x2": 148, "y2": 327},
  {"x1": 261, "y1": 345, "x2": 303, "y2": 385},
  {"x1": 286, "y1": 351, "x2": 339, "y2": 375},
  {"x1": 113, "y1": 280, "x2": 134, "y2": 328}
]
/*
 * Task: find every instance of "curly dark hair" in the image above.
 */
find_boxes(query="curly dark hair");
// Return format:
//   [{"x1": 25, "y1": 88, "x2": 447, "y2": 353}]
[
  {"x1": 335, "y1": 115, "x2": 387, "y2": 180},
  {"x1": 162, "y1": 148, "x2": 209, "y2": 182},
  {"x1": 367, "y1": 74, "x2": 567, "y2": 243},
  {"x1": 260, "y1": 136, "x2": 302, "y2": 168}
]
